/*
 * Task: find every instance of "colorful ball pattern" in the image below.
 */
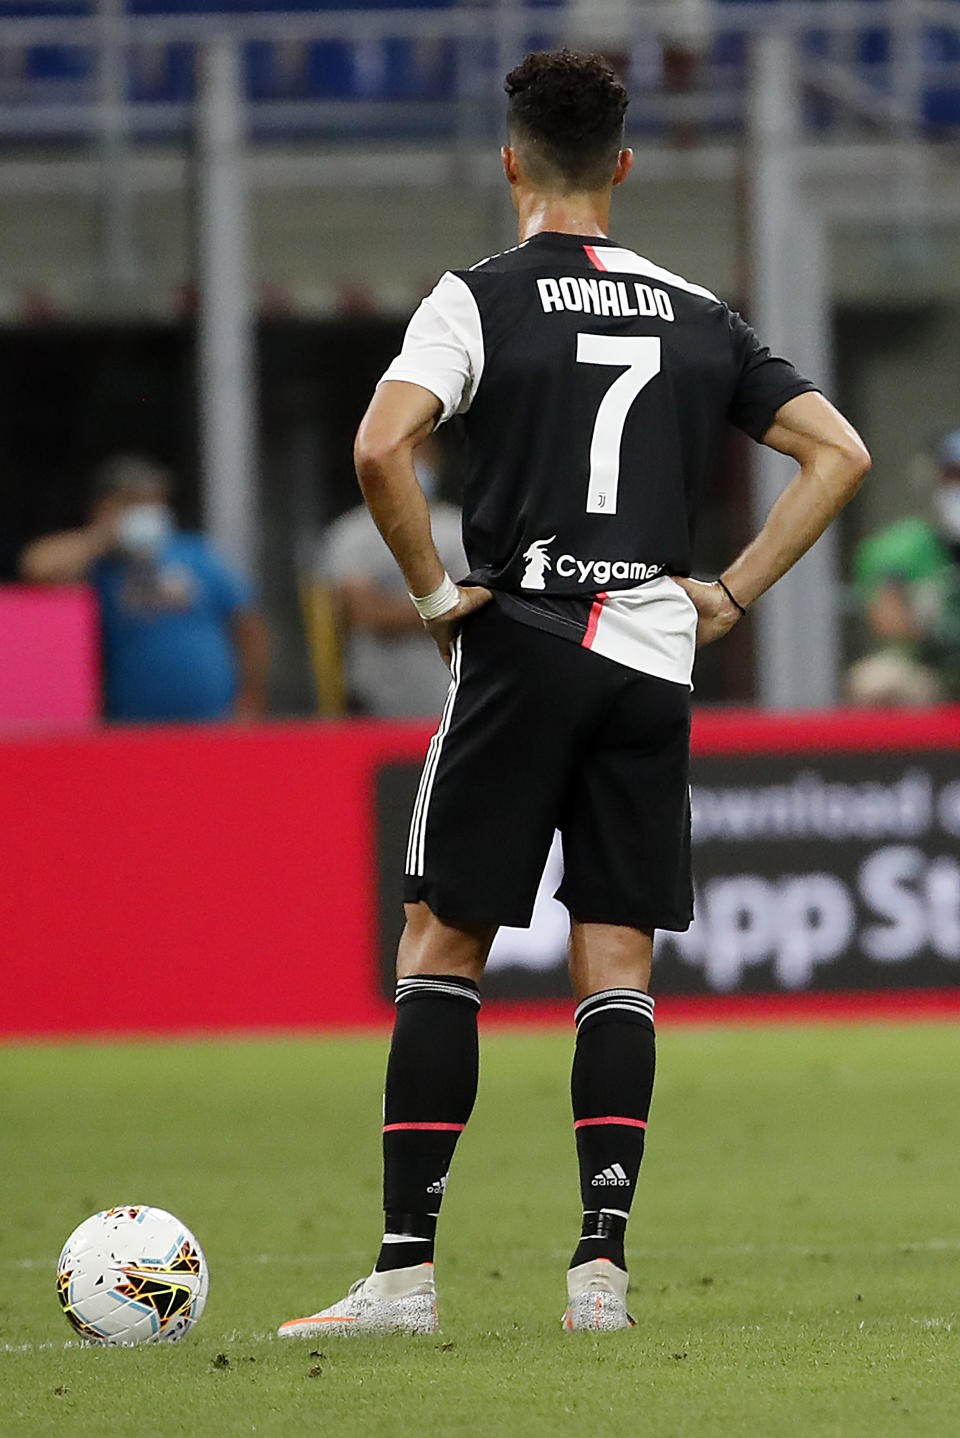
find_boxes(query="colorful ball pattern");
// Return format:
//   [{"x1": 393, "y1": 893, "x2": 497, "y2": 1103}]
[{"x1": 56, "y1": 1206, "x2": 208, "y2": 1345}]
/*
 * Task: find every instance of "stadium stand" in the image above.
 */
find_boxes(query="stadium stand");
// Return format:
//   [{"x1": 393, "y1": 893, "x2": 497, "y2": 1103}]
[{"x1": 0, "y1": 0, "x2": 958, "y2": 142}]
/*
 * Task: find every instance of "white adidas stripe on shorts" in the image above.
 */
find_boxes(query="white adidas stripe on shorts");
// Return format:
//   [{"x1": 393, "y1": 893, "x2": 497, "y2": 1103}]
[{"x1": 405, "y1": 633, "x2": 463, "y2": 878}]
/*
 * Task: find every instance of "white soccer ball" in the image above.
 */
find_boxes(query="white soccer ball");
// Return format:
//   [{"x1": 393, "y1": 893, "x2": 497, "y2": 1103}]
[{"x1": 56, "y1": 1205, "x2": 209, "y2": 1346}]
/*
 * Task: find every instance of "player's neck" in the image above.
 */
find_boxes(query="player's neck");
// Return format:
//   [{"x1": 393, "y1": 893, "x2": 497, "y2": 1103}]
[{"x1": 516, "y1": 190, "x2": 613, "y2": 243}]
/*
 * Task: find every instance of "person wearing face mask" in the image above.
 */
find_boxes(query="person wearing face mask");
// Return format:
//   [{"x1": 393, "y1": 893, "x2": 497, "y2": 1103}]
[
  {"x1": 20, "y1": 454, "x2": 269, "y2": 722},
  {"x1": 319, "y1": 435, "x2": 466, "y2": 716},
  {"x1": 847, "y1": 429, "x2": 960, "y2": 705}
]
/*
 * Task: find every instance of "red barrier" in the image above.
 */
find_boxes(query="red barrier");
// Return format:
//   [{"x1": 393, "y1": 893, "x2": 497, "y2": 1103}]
[
  {"x1": 1, "y1": 721, "x2": 424, "y2": 1038},
  {"x1": 2, "y1": 708, "x2": 958, "y2": 1039}
]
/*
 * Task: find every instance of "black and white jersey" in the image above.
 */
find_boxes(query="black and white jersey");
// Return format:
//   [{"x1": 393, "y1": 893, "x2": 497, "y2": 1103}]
[{"x1": 380, "y1": 231, "x2": 817, "y2": 686}]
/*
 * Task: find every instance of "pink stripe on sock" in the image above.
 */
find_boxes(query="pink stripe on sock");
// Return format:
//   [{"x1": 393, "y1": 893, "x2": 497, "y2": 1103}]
[
  {"x1": 382, "y1": 1121, "x2": 466, "y2": 1133},
  {"x1": 574, "y1": 1116, "x2": 648, "y2": 1130}
]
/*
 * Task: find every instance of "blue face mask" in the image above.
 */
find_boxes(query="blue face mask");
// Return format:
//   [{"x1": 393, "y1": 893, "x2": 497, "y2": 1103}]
[{"x1": 117, "y1": 503, "x2": 174, "y2": 557}]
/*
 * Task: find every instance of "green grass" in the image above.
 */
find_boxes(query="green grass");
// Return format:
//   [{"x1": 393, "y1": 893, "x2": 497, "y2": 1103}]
[{"x1": 1, "y1": 1025, "x2": 958, "y2": 1438}]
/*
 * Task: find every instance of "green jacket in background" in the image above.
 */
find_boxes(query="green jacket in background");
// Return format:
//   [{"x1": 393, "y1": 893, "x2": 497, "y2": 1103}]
[{"x1": 853, "y1": 517, "x2": 960, "y2": 696}]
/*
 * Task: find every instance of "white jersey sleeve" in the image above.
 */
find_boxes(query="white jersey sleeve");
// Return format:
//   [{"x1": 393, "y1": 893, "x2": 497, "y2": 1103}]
[{"x1": 378, "y1": 271, "x2": 485, "y2": 425}]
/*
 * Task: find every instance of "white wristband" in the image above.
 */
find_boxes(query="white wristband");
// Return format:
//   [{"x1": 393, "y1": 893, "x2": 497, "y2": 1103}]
[{"x1": 409, "y1": 572, "x2": 460, "y2": 621}]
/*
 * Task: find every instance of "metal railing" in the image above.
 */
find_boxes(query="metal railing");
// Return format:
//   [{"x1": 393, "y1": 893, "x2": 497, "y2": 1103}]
[{"x1": 0, "y1": 1, "x2": 958, "y2": 144}]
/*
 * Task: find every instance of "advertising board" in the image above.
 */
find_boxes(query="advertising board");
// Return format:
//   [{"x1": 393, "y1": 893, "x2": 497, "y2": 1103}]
[
  {"x1": 0, "y1": 709, "x2": 956, "y2": 1037},
  {"x1": 377, "y1": 741, "x2": 960, "y2": 1001}
]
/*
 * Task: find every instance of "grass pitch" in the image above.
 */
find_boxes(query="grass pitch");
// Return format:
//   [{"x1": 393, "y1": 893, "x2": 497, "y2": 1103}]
[{"x1": 1, "y1": 1024, "x2": 958, "y2": 1438}]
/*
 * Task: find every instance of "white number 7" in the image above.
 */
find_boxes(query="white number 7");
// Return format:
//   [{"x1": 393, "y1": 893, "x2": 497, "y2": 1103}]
[{"x1": 576, "y1": 334, "x2": 661, "y2": 515}]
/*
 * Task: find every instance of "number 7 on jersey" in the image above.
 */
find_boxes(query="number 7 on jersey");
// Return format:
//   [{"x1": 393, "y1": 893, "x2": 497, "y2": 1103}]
[{"x1": 576, "y1": 334, "x2": 661, "y2": 515}]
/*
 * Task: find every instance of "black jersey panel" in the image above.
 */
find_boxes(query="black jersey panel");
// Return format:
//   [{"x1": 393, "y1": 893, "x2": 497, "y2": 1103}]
[
  {"x1": 726, "y1": 310, "x2": 820, "y2": 440},
  {"x1": 492, "y1": 590, "x2": 594, "y2": 645},
  {"x1": 454, "y1": 232, "x2": 815, "y2": 595}
]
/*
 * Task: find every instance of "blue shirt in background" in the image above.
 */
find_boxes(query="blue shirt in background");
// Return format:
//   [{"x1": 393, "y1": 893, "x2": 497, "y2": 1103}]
[{"x1": 93, "y1": 533, "x2": 252, "y2": 721}]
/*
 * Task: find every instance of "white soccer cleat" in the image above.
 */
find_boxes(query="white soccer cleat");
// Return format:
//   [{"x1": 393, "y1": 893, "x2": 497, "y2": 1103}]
[
  {"x1": 277, "y1": 1263, "x2": 439, "y2": 1339},
  {"x1": 562, "y1": 1258, "x2": 635, "y2": 1332}
]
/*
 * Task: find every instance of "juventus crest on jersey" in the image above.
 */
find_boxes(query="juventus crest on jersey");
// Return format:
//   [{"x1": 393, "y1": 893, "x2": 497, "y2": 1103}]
[{"x1": 381, "y1": 231, "x2": 815, "y2": 685}]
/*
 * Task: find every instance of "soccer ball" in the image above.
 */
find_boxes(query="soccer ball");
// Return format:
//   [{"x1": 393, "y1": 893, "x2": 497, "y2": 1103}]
[{"x1": 56, "y1": 1205, "x2": 208, "y2": 1345}]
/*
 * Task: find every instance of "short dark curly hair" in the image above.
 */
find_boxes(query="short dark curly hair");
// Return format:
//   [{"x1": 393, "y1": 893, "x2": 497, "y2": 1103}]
[{"x1": 504, "y1": 50, "x2": 629, "y2": 192}]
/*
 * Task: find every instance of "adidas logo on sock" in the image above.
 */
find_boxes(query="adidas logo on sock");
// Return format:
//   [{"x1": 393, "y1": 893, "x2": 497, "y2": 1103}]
[
  {"x1": 592, "y1": 1163, "x2": 630, "y2": 1187},
  {"x1": 426, "y1": 1174, "x2": 449, "y2": 1196}
]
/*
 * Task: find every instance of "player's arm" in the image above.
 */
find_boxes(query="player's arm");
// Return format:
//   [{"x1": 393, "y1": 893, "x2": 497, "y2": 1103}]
[
  {"x1": 354, "y1": 380, "x2": 446, "y2": 597},
  {"x1": 354, "y1": 380, "x2": 491, "y2": 665},
  {"x1": 676, "y1": 391, "x2": 871, "y2": 646}
]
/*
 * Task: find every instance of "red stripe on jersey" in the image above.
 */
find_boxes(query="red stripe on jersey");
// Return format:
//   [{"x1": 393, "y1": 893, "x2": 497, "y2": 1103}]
[
  {"x1": 582, "y1": 592, "x2": 608, "y2": 650},
  {"x1": 584, "y1": 245, "x2": 609, "y2": 272}
]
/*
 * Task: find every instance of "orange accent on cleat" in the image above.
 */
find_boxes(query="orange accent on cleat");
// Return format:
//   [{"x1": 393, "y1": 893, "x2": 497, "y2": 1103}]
[{"x1": 277, "y1": 1266, "x2": 439, "y2": 1338}]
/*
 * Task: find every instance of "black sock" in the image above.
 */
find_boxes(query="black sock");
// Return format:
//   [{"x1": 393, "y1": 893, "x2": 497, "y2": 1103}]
[
  {"x1": 375, "y1": 975, "x2": 480, "y2": 1272},
  {"x1": 569, "y1": 988, "x2": 655, "y2": 1272}
]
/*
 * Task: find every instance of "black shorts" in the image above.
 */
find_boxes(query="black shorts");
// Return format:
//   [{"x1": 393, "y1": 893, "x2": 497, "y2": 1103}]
[{"x1": 403, "y1": 604, "x2": 693, "y2": 932}]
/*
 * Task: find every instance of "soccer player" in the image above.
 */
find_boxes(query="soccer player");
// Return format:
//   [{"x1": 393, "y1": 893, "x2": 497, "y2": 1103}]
[{"x1": 279, "y1": 50, "x2": 869, "y2": 1337}]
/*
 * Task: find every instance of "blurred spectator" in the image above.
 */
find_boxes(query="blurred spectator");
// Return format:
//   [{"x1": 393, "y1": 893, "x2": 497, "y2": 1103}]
[
  {"x1": 320, "y1": 438, "x2": 466, "y2": 717},
  {"x1": 847, "y1": 430, "x2": 960, "y2": 705},
  {"x1": 20, "y1": 455, "x2": 269, "y2": 723},
  {"x1": 565, "y1": 0, "x2": 710, "y2": 144}
]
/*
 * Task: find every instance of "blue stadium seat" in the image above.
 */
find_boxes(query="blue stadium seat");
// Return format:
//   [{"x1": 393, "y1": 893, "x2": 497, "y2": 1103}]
[
  {"x1": 128, "y1": 0, "x2": 454, "y2": 11},
  {"x1": 24, "y1": 44, "x2": 90, "y2": 85},
  {"x1": 924, "y1": 24, "x2": 960, "y2": 128},
  {"x1": 0, "y1": 1, "x2": 90, "y2": 13}
]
